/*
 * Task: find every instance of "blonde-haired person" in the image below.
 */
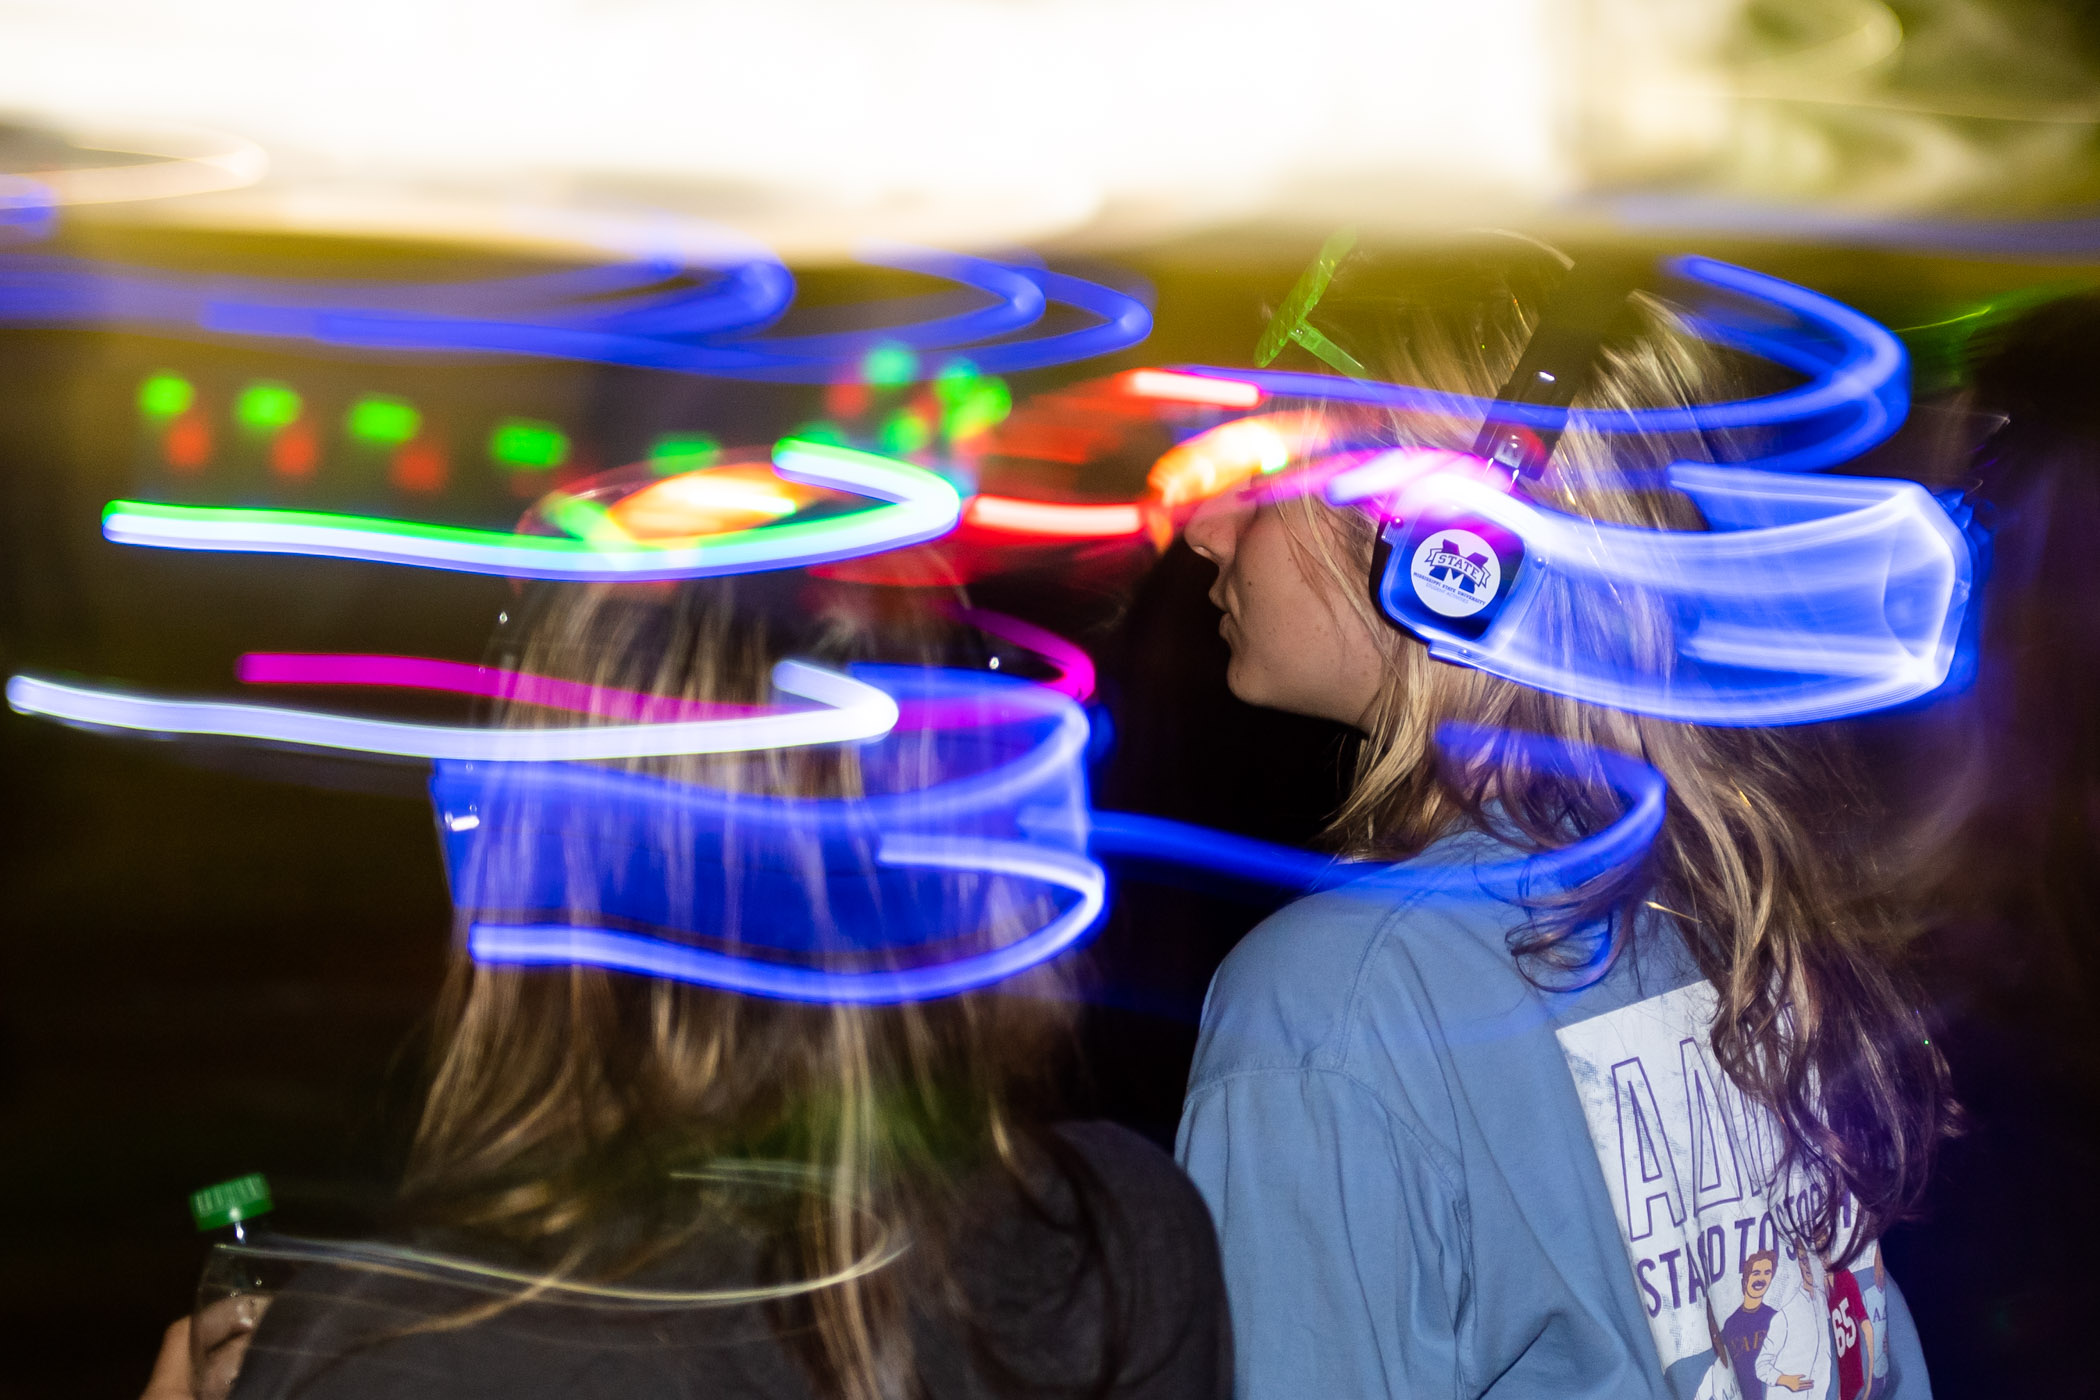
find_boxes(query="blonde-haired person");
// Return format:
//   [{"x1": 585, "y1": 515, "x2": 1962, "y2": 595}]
[
  {"x1": 1174, "y1": 258, "x2": 1950, "y2": 1400},
  {"x1": 143, "y1": 575, "x2": 1229, "y2": 1400}
]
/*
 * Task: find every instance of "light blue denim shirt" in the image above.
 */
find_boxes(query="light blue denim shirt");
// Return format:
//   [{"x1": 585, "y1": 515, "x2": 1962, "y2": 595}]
[{"x1": 1176, "y1": 831, "x2": 1929, "y2": 1400}]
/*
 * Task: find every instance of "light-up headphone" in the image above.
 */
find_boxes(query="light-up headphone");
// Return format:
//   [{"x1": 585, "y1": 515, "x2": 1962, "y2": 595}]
[
  {"x1": 1174, "y1": 254, "x2": 1979, "y2": 727},
  {"x1": 1359, "y1": 256, "x2": 1634, "y2": 654}
]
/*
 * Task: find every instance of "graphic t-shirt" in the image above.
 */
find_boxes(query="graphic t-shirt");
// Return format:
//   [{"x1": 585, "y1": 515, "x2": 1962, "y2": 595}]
[
  {"x1": 1177, "y1": 834, "x2": 1934, "y2": 1400},
  {"x1": 1557, "y1": 978, "x2": 1881, "y2": 1399}
]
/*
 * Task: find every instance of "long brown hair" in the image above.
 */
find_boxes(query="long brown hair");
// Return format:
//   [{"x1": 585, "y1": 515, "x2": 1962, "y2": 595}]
[
  {"x1": 398, "y1": 574, "x2": 1116, "y2": 1399},
  {"x1": 1270, "y1": 248, "x2": 1955, "y2": 1263}
]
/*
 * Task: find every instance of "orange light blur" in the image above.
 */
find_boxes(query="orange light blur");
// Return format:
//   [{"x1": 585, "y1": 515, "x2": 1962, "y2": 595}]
[
  {"x1": 1146, "y1": 412, "x2": 1331, "y2": 507},
  {"x1": 1120, "y1": 369, "x2": 1263, "y2": 409},
  {"x1": 608, "y1": 462, "x2": 820, "y2": 540}
]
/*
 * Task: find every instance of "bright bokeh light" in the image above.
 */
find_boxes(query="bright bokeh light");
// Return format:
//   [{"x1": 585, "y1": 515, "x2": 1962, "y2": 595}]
[
  {"x1": 234, "y1": 380, "x2": 301, "y2": 433},
  {"x1": 1147, "y1": 413, "x2": 1327, "y2": 507},
  {"x1": 488, "y1": 418, "x2": 568, "y2": 471},
  {"x1": 347, "y1": 395, "x2": 421, "y2": 447},
  {"x1": 0, "y1": 0, "x2": 1565, "y2": 248},
  {"x1": 608, "y1": 462, "x2": 816, "y2": 540},
  {"x1": 963, "y1": 496, "x2": 1147, "y2": 539},
  {"x1": 137, "y1": 371, "x2": 193, "y2": 419},
  {"x1": 1123, "y1": 370, "x2": 1263, "y2": 409}
]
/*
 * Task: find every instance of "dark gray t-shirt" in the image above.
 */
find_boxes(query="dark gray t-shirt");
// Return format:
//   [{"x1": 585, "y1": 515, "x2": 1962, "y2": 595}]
[{"x1": 231, "y1": 1122, "x2": 1228, "y2": 1400}]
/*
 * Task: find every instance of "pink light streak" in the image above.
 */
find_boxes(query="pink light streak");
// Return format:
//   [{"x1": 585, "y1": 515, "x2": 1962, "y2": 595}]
[{"x1": 946, "y1": 607, "x2": 1096, "y2": 701}]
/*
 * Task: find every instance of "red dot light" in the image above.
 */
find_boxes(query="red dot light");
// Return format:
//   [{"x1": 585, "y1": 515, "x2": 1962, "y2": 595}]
[{"x1": 164, "y1": 413, "x2": 212, "y2": 472}]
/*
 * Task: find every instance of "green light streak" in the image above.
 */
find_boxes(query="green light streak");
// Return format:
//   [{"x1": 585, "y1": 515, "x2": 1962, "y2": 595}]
[
  {"x1": 104, "y1": 497, "x2": 905, "y2": 559},
  {"x1": 785, "y1": 421, "x2": 847, "y2": 448},
  {"x1": 539, "y1": 492, "x2": 633, "y2": 547},
  {"x1": 1255, "y1": 225, "x2": 1359, "y2": 372}
]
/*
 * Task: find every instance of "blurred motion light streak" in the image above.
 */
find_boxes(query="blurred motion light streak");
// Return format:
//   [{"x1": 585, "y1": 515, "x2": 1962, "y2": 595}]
[
  {"x1": 1179, "y1": 258, "x2": 1908, "y2": 475},
  {"x1": 236, "y1": 653, "x2": 763, "y2": 723},
  {"x1": 1328, "y1": 462, "x2": 1974, "y2": 724},
  {"x1": 101, "y1": 441, "x2": 962, "y2": 580},
  {"x1": 945, "y1": 608, "x2": 1098, "y2": 701},
  {"x1": 962, "y1": 496, "x2": 1147, "y2": 539},
  {"x1": 0, "y1": 245, "x2": 1148, "y2": 385},
  {"x1": 1087, "y1": 722, "x2": 1666, "y2": 897},
  {"x1": 4, "y1": 661, "x2": 895, "y2": 759},
  {"x1": 468, "y1": 840, "x2": 1107, "y2": 1005},
  {"x1": 1121, "y1": 369, "x2": 1263, "y2": 408}
]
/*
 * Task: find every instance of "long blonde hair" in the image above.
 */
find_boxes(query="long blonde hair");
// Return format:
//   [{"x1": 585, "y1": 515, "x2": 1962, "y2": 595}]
[
  {"x1": 399, "y1": 575, "x2": 1117, "y2": 1399},
  {"x1": 1275, "y1": 249, "x2": 1954, "y2": 1262}
]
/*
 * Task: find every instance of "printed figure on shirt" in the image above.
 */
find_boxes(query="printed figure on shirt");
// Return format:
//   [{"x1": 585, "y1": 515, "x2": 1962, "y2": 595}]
[
  {"x1": 1827, "y1": 1253, "x2": 1875, "y2": 1400},
  {"x1": 1860, "y1": 1250, "x2": 1890, "y2": 1390},
  {"x1": 1754, "y1": 1251, "x2": 1830, "y2": 1395},
  {"x1": 1720, "y1": 1251, "x2": 1779, "y2": 1397},
  {"x1": 1693, "y1": 1314, "x2": 1747, "y2": 1400}
]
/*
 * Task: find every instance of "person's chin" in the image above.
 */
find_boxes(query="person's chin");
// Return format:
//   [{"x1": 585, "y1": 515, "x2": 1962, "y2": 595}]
[
  {"x1": 1221, "y1": 656, "x2": 1265, "y2": 708},
  {"x1": 1224, "y1": 661, "x2": 1302, "y2": 718}
]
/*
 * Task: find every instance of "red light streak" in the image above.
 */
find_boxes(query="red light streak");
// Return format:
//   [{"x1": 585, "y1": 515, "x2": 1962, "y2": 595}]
[
  {"x1": 963, "y1": 495, "x2": 1146, "y2": 539},
  {"x1": 1121, "y1": 369, "x2": 1262, "y2": 409}
]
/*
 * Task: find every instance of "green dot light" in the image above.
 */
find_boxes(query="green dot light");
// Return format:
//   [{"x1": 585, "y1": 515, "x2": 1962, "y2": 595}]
[
  {"x1": 648, "y1": 433, "x2": 721, "y2": 473},
  {"x1": 489, "y1": 419, "x2": 570, "y2": 471},
  {"x1": 347, "y1": 396, "x2": 421, "y2": 447},
  {"x1": 932, "y1": 358, "x2": 978, "y2": 406},
  {"x1": 862, "y1": 342, "x2": 918, "y2": 388},
  {"x1": 879, "y1": 409, "x2": 932, "y2": 457},
  {"x1": 945, "y1": 378, "x2": 1012, "y2": 440},
  {"x1": 236, "y1": 381, "x2": 303, "y2": 433},
  {"x1": 138, "y1": 372, "x2": 194, "y2": 420}
]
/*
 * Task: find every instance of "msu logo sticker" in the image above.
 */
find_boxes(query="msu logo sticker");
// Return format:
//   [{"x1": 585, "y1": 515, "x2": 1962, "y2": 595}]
[{"x1": 1409, "y1": 528, "x2": 1502, "y2": 618}]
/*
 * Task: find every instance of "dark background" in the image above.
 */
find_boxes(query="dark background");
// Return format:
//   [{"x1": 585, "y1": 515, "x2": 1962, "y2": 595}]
[{"x1": 0, "y1": 223, "x2": 2093, "y2": 1397}]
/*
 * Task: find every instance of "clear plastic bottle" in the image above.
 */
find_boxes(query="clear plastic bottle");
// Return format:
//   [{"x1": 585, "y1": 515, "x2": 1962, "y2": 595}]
[{"x1": 188, "y1": 1173, "x2": 278, "y2": 1400}]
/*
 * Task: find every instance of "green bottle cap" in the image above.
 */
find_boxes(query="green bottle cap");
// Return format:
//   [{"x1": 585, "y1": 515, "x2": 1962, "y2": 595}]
[{"x1": 190, "y1": 1174, "x2": 274, "y2": 1233}]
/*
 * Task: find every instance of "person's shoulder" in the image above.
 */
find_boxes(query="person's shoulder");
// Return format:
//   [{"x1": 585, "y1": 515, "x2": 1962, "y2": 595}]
[
  {"x1": 1051, "y1": 1119, "x2": 1203, "y2": 1207},
  {"x1": 1193, "y1": 872, "x2": 1526, "y2": 1083},
  {"x1": 1045, "y1": 1122, "x2": 1224, "y2": 1294}
]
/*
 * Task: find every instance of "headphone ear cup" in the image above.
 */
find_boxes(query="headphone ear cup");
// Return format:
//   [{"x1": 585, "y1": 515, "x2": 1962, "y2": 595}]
[
  {"x1": 1368, "y1": 525, "x2": 1398, "y2": 620},
  {"x1": 1371, "y1": 507, "x2": 1526, "y2": 646}
]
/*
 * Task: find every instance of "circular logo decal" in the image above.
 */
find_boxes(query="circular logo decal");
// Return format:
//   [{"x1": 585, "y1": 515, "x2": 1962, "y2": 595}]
[{"x1": 1408, "y1": 528, "x2": 1502, "y2": 618}]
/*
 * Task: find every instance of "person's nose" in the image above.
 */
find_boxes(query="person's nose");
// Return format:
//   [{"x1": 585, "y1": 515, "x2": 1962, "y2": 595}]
[{"x1": 1183, "y1": 491, "x2": 1252, "y2": 570}]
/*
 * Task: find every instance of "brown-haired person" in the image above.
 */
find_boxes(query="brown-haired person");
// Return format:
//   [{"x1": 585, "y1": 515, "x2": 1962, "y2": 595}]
[
  {"x1": 141, "y1": 576, "x2": 1230, "y2": 1400},
  {"x1": 1172, "y1": 256, "x2": 1949, "y2": 1399}
]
